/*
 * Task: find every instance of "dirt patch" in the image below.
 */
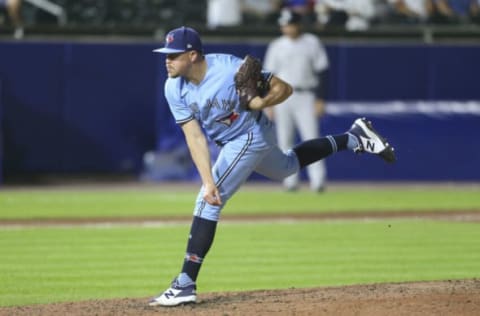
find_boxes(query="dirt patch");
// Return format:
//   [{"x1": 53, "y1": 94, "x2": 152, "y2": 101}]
[
  {"x1": 1, "y1": 279, "x2": 479, "y2": 316},
  {"x1": 1, "y1": 210, "x2": 480, "y2": 228}
]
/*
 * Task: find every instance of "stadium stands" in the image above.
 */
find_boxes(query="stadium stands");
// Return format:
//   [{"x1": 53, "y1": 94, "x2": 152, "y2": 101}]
[{"x1": 0, "y1": 0, "x2": 479, "y2": 42}]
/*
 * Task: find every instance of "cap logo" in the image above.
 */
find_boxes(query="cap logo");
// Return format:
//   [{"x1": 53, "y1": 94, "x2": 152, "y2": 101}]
[{"x1": 154, "y1": 27, "x2": 202, "y2": 53}]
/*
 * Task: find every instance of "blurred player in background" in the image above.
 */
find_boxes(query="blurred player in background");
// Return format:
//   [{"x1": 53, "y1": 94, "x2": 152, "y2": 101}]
[
  {"x1": 315, "y1": 0, "x2": 376, "y2": 31},
  {"x1": 148, "y1": 26, "x2": 395, "y2": 307},
  {"x1": 264, "y1": 9, "x2": 329, "y2": 192},
  {"x1": 0, "y1": 0, "x2": 23, "y2": 39}
]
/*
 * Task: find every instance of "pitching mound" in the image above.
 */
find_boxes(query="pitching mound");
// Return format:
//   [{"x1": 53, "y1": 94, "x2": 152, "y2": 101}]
[{"x1": 2, "y1": 279, "x2": 479, "y2": 316}]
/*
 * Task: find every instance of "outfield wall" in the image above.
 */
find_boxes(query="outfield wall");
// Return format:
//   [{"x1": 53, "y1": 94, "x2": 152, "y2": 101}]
[
  {"x1": 0, "y1": 42, "x2": 158, "y2": 177},
  {"x1": 0, "y1": 79, "x2": 3, "y2": 184},
  {"x1": 0, "y1": 41, "x2": 479, "y2": 182}
]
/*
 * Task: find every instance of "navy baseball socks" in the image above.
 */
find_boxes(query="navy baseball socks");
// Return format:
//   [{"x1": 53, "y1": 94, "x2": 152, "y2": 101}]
[
  {"x1": 181, "y1": 216, "x2": 217, "y2": 282},
  {"x1": 293, "y1": 118, "x2": 396, "y2": 168},
  {"x1": 293, "y1": 134, "x2": 350, "y2": 168},
  {"x1": 149, "y1": 216, "x2": 217, "y2": 306}
]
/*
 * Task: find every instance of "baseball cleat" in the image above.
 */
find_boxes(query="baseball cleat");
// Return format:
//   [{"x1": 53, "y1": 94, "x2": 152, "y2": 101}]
[
  {"x1": 148, "y1": 278, "x2": 197, "y2": 307},
  {"x1": 348, "y1": 117, "x2": 396, "y2": 163}
]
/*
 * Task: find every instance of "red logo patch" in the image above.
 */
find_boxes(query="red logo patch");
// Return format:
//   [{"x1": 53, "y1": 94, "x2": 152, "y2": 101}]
[
  {"x1": 216, "y1": 112, "x2": 239, "y2": 126},
  {"x1": 229, "y1": 112, "x2": 239, "y2": 122},
  {"x1": 166, "y1": 34, "x2": 174, "y2": 44}
]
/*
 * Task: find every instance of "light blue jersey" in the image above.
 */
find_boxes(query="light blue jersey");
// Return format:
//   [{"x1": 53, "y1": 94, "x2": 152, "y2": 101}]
[
  {"x1": 164, "y1": 53, "x2": 299, "y2": 221},
  {"x1": 165, "y1": 54, "x2": 271, "y2": 143}
]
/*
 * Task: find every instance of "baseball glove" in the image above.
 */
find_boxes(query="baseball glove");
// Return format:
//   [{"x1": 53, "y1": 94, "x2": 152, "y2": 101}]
[{"x1": 234, "y1": 55, "x2": 268, "y2": 109}]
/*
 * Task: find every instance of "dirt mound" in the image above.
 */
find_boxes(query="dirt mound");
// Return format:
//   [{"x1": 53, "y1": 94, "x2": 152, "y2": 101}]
[{"x1": 2, "y1": 279, "x2": 479, "y2": 316}]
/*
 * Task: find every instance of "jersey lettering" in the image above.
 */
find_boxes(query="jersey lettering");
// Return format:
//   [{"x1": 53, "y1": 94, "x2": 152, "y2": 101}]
[
  {"x1": 204, "y1": 98, "x2": 220, "y2": 117},
  {"x1": 221, "y1": 99, "x2": 236, "y2": 111},
  {"x1": 203, "y1": 98, "x2": 237, "y2": 119}
]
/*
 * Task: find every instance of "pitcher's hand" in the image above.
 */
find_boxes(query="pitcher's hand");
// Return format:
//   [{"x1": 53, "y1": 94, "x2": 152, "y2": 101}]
[{"x1": 203, "y1": 183, "x2": 222, "y2": 206}]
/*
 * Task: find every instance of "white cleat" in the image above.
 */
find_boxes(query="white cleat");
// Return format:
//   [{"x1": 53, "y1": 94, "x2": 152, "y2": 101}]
[
  {"x1": 348, "y1": 117, "x2": 396, "y2": 163},
  {"x1": 148, "y1": 278, "x2": 197, "y2": 307}
]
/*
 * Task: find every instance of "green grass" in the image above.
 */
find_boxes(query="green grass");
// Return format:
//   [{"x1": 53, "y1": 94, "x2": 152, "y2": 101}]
[
  {"x1": 1, "y1": 185, "x2": 479, "y2": 307},
  {"x1": 0, "y1": 220, "x2": 479, "y2": 307},
  {"x1": 0, "y1": 186, "x2": 479, "y2": 219}
]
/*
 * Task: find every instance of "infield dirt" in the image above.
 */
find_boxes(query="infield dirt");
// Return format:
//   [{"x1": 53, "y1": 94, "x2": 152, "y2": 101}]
[{"x1": 1, "y1": 279, "x2": 479, "y2": 316}]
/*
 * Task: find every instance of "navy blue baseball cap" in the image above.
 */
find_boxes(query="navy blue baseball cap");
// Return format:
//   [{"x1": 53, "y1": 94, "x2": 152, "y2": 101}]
[
  {"x1": 278, "y1": 9, "x2": 302, "y2": 26},
  {"x1": 153, "y1": 26, "x2": 203, "y2": 54}
]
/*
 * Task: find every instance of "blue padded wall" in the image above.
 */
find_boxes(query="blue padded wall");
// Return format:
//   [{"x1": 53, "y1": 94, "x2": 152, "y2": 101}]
[{"x1": 0, "y1": 41, "x2": 479, "y2": 181}]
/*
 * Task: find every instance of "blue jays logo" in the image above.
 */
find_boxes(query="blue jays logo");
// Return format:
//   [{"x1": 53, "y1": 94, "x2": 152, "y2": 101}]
[
  {"x1": 216, "y1": 112, "x2": 239, "y2": 126},
  {"x1": 166, "y1": 34, "x2": 174, "y2": 44}
]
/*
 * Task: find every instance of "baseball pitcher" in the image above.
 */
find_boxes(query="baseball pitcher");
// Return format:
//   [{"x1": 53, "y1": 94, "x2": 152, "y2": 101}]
[{"x1": 149, "y1": 26, "x2": 395, "y2": 307}]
